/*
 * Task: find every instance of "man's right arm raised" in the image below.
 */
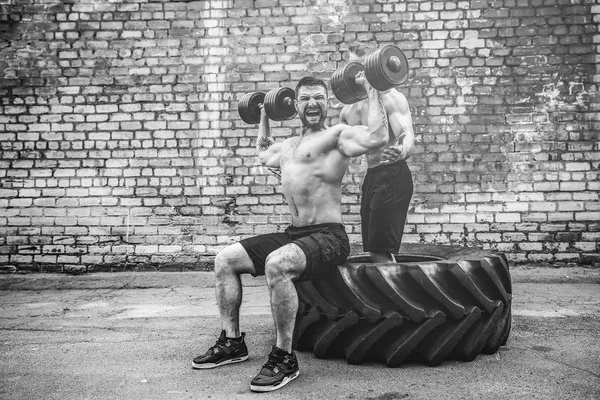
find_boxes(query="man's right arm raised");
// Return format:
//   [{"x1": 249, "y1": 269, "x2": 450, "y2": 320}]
[{"x1": 256, "y1": 104, "x2": 282, "y2": 168}]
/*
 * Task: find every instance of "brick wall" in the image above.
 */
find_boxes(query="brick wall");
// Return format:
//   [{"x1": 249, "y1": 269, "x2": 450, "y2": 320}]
[{"x1": 0, "y1": 0, "x2": 598, "y2": 273}]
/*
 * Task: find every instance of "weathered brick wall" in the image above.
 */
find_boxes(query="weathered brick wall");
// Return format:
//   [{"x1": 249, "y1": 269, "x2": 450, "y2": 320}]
[{"x1": 0, "y1": 0, "x2": 598, "y2": 273}]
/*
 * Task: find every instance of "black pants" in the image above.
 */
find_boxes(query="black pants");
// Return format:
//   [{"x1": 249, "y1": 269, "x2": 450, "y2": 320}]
[{"x1": 360, "y1": 161, "x2": 413, "y2": 253}]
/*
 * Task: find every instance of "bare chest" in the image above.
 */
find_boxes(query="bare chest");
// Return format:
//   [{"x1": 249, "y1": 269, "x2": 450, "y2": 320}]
[{"x1": 280, "y1": 137, "x2": 326, "y2": 167}]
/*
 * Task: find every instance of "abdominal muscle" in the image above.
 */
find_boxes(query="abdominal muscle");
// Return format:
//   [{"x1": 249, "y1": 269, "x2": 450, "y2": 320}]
[{"x1": 365, "y1": 146, "x2": 385, "y2": 168}]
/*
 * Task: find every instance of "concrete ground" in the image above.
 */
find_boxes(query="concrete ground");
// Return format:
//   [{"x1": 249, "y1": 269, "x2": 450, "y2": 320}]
[{"x1": 1, "y1": 267, "x2": 599, "y2": 400}]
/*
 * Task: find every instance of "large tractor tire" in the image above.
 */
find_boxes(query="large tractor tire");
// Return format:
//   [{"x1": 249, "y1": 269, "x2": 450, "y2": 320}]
[{"x1": 293, "y1": 243, "x2": 512, "y2": 367}]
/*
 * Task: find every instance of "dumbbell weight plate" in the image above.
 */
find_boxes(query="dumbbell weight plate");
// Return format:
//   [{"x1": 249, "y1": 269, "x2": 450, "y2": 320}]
[
  {"x1": 264, "y1": 87, "x2": 296, "y2": 121},
  {"x1": 238, "y1": 92, "x2": 265, "y2": 124},
  {"x1": 365, "y1": 44, "x2": 409, "y2": 91},
  {"x1": 331, "y1": 62, "x2": 368, "y2": 105}
]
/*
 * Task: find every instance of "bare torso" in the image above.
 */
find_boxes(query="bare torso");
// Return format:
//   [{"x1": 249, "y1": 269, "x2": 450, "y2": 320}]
[
  {"x1": 259, "y1": 81, "x2": 391, "y2": 226},
  {"x1": 279, "y1": 128, "x2": 349, "y2": 226}
]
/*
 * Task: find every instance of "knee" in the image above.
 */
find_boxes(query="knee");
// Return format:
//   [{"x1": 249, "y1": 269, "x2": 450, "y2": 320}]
[
  {"x1": 264, "y1": 253, "x2": 300, "y2": 284},
  {"x1": 214, "y1": 246, "x2": 237, "y2": 277},
  {"x1": 264, "y1": 253, "x2": 282, "y2": 283}
]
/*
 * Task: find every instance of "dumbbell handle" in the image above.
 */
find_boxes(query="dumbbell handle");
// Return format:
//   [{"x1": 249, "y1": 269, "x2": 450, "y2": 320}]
[
  {"x1": 260, "y1": 97, "x2": 293, "y2": 107},
  {"x1": 332, "y1": 45, "x2": 407, "y2": 104},
  {"x1": 348, "y1": 56, "x2": 401, "y2": 83},
  {"x1": 239, "y1": 88, "x2": 296, "y2": 124}
]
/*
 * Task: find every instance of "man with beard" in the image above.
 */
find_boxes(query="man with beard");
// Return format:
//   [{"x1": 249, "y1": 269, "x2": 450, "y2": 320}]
[
  {"x1": 339, "y1": 42, "x2": 415, "y2": 264},
  {"x1": 192, "y1": 75, "x2": 389, "y2": 392}
]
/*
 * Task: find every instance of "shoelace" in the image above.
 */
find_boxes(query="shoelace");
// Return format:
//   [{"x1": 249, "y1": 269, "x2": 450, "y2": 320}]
[
  {"x1": 209, "y1": 337, "x2": 229, "y2": 354},
  {"x1": 263, "y1": 353, "x2": 285, "y2": 371}
]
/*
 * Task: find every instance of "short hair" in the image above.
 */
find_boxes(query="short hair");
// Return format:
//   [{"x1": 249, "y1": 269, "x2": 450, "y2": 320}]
[
  {"x1": 295, "y1": 76, "x2": 328, "y2": 97},
  {"x1": 347, "y1": 41, "x2": 375, "y2": 57}
]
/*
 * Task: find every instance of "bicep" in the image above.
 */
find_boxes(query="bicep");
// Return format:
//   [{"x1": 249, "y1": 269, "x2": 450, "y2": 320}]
[
  {"x1": 337, "y1": 124, "x2": 375, "y2": 158},
  {"x1": 386, "y1": 94, "x2": 414, "y2": 142},
  {"x1": 388, "y1": 111, "x2": 413, "y2": 142},
  {"x1": 258, "y1": 142, "x2": 283, "y2": 168}
]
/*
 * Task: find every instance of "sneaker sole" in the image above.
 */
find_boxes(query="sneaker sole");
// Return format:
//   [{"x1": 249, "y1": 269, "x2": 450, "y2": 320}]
[
  {"x1": 250, "y1": 370, "x2": 300, "y2": 392},
  {"x1": 192, "y1": 355, "x2": 249, "y2": 369}
]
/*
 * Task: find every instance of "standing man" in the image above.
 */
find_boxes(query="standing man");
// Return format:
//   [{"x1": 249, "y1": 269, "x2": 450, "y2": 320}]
[
  {"x1": 339, "y1": 41, "x2": 415, "y2": 264},
  {"x1": 192, "y1": 75, "x2": 389, "y2": 392}
]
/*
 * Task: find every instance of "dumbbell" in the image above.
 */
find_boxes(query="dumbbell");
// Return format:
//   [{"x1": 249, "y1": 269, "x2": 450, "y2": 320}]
[
  {"x1": 238, "y1": 87, "x2": 297, "y2": 124},
  {"x1": 331, "y1": 44, "x2": 409, "y2": 104}
]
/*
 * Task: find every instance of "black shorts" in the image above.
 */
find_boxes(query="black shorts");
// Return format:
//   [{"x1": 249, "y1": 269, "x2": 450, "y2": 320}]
[
  {"x1": 361, "y1": 160, "x2": 413, "y2": 253},
  {"x1": 239, "y1": 223, "x2": 350, "y2": 282}
]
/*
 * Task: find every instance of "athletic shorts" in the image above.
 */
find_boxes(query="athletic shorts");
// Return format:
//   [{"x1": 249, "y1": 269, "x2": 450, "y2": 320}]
[
  {"x1": 360, "y1": 160, "x2": 413, "y2": 254},
  {"x1": 239, "y1": 223, "x2": 350, "y2": 282}
]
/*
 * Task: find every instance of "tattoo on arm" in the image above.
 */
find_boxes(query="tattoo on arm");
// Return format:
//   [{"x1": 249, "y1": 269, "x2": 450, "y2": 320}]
[{"x1": 258, "y1": 136, "x2": 274, "y2": 150}]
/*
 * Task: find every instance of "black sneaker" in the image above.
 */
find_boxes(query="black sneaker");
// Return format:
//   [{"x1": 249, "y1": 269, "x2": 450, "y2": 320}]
[
  {"x1": 250, "y1": 346, "x2": 300, "y2": 392},
  {"x1": 192, "y1": 330, "x2": 249, "y2": 369}
]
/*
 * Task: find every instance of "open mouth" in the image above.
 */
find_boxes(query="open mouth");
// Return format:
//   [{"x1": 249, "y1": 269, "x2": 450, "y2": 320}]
[{"x1": 305, "y1": 109, "x2": 320, "y2": 119}]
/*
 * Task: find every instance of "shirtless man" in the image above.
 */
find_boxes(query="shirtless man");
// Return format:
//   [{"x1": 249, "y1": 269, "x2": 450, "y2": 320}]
[
  {"x1": 339, "y1": 42, "x2": 415, "y2": 264},
  {"x1": 192, "y1": 75, "x2": 389, "y2": 392}
]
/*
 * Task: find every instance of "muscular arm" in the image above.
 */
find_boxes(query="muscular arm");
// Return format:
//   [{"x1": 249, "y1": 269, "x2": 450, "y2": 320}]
[
  {"x1": 337, "y1": 83, "x2": 388, "y2": 157},
  {"x1": 256, "y1": 105, "x2": 282, "y2": 168},
  {"x1": 383, "y1": 90, "x2": 415, "y2": 161}
]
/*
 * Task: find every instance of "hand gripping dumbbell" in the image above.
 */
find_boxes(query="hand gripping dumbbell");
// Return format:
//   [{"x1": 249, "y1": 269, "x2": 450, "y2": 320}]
[
  {"x1": 238, "y1": 87, "x2": 296, "y2": 124},
  {"x1": 331, "y1": 44, "x2": 409, "y2": 104}
]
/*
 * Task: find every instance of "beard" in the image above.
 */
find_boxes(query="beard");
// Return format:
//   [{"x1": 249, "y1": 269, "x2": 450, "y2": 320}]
[{"x1": 299, "y1": 105, "x2": 327, "y2": 130}]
